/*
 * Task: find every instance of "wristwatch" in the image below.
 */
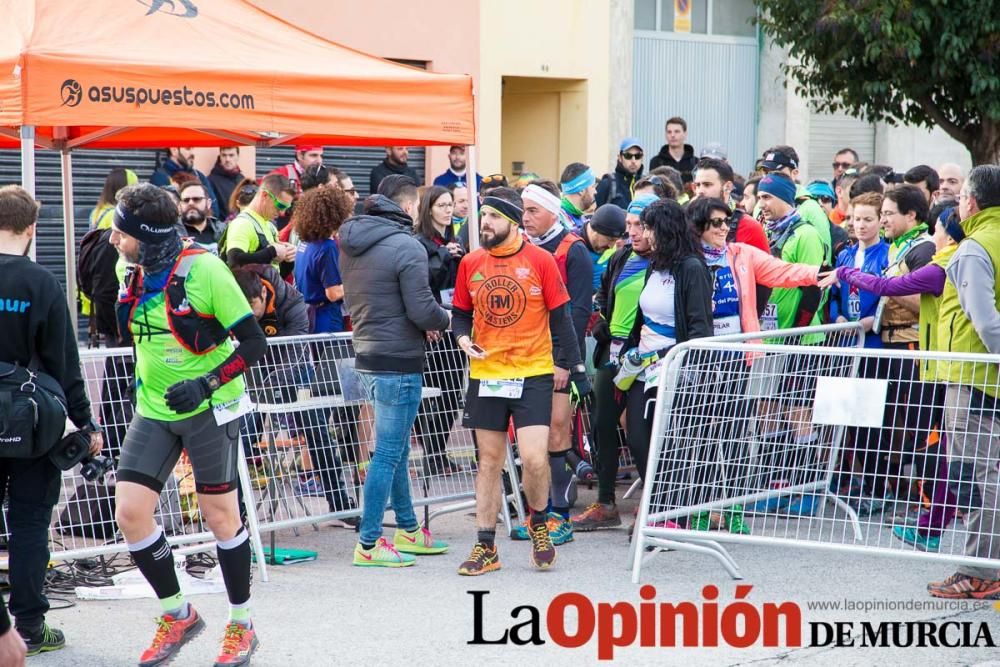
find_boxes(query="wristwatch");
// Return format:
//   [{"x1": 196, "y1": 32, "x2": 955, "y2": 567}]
[
  {"x1": 572, "y1": 364, "x2": 586, "y2": 374},
  {"x1": 205, "y1": 374, "x2": 221, "y2": 393}
]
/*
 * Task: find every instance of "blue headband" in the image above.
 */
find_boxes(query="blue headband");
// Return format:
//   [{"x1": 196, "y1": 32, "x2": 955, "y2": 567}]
[
  {"x1": 114, "y1": 204, "x2": 177, "y2": 244},
  {"x1": 941, "y1": 207, "x2": 965, "y2": 243},
  {"x1": 627, "y1": 194, "x2": 659, "y2": 216},
  {"x1": 561, "y1": 168, "x2": 596, "y2": 195}
]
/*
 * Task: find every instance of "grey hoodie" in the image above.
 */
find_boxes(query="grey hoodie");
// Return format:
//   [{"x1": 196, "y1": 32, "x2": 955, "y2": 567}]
[{"x1": 339, "y1": 195, "x2": 450, "y2": 373}]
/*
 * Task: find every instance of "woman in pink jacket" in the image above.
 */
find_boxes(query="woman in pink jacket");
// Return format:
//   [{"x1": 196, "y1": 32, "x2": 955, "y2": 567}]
[{"x1": 684, "y1": 198, "x2": 822, "y2": 532}]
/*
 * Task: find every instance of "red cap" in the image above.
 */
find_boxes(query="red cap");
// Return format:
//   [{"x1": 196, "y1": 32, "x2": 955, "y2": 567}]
[{"x1": 295, "y1": 144, "x2": 323, "y2": 153}]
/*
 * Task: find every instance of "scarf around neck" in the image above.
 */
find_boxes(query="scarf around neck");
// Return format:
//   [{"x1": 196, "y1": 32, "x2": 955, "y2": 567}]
[
  {"x1": 701, "y1": 241, "x2": 727, "y2": 265},
  {"x1": 766, "y1": 209, "x2": 802, "y2": 238},
  {"x1": 487, "y1": 228, "x2": 524, "y2": 257},
  {"x1": 528, "y1": 222, "x2": 563, "y2": 247},
  {"x1": 891, "y1": 222, "x2": 929, "y2": 249}
]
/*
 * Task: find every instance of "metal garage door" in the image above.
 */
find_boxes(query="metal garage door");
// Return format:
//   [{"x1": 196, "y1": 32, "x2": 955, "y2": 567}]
[
  {"x1": 0, "y1": 148, "x2": 159, "y2": 290},
  {"x1": 255, "y1": 146, "x2": 425, "y2": 202},
  {"x1": 633, "y1": 34, "x2": 759, "y2": 178},
  {"x1": 807, "y1": 111, "x2": 875, "y2": 182}
]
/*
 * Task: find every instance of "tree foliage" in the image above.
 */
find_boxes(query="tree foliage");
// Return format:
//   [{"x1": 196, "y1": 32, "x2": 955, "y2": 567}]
[{"x1": 755, "y1": 0, "x2": 1000, "y2": 164}]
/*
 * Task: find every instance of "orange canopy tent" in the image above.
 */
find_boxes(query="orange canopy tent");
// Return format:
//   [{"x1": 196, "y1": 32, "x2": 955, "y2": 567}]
[
  {"x1": 0, "y1": 0, "x2": 477, "y2": 312},
  {"x1": 0, "y1": 0, "x2": 475, "y2": 148}
]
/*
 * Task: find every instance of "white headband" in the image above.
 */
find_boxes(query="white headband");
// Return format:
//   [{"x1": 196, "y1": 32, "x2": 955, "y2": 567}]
[{"x1": 522, "y1": 184, "x2": 562, "y2": 217}]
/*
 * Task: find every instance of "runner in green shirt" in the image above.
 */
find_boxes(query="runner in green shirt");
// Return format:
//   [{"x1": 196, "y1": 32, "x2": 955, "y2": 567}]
[
  {"x1": 108, "y1": 184, "x2": 268, "y2": 667},
  {"x1": 221, "y1": 173, "x2": 297, "y2": 269},
  {"x1": 758, "y1": 174, "x2": 826, "y2": 339}
]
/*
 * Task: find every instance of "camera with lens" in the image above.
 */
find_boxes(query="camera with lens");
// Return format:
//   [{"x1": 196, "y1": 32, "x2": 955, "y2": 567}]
[
  {"x1": 80, "y1": 455, "x2": 115, "y2": 482},
  {"x1": 48, "y1": 419, "x2": 112, "y2": 482}
]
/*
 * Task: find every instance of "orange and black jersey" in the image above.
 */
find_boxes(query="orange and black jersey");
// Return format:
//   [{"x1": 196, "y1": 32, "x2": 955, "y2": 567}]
[{"x1": 452, "y1": 237, "x2": 569, "y2": 380}]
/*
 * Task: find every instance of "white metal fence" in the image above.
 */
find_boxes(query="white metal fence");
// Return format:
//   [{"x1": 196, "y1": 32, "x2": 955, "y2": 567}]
[
  {"x1": 3, "y1": 333, "x2": 525, "y2": 579},
  {"x1": 631, "y1": 323, "x2": 1000, "y2": 583}
]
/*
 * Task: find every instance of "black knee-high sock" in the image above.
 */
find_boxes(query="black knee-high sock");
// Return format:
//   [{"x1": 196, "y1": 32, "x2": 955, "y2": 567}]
[
  {"x1": 129, "y1": 527, "x2": 182, "y2": 603},
  {"x1": 216, "y1": 529, "x2": 252, "y2": 607},
  {"x1": 548, "y1": 449, "x2": 573, "y2": 519}
]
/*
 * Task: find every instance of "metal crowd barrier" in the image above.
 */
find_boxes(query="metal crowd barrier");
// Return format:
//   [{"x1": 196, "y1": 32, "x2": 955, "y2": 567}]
[
  {"x1": 631, "y1": 323, "x2": 1000, "y2": 583},
  {"x1": 2, "y1": 332, "x2": 524, "y2": 580}
]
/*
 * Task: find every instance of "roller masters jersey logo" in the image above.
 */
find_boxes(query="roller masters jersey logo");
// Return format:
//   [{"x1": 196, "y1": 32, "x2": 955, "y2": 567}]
[{"x1": 474, "y1": 274, "x2": 527, "y2": 328}]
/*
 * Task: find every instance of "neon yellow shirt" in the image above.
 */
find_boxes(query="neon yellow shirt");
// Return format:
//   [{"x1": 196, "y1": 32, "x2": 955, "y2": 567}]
[{"x1": 128, "y1": 253, "x2": 252, "y2": 421}]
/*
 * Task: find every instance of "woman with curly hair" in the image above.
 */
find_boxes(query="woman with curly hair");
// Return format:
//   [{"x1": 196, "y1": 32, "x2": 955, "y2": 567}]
[{"x1": 292, "y1": 186, "x2": 355, "y2": 333}]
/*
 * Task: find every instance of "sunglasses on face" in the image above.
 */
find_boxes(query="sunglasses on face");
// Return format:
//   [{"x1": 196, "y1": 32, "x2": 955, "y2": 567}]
[
  {"x1": 708, "y1": 217, "x2": 730, "y2": 229},
  {"x1": 832, "y1": 161, "x2": 853, "y2": 170},
  {"x1": 622, "y1": 152, "x2": 644, "y2": 161},
  {"x1": 180, "y1": 196, "x2": 205, "y2": 204},
  {"x1": 263, "y1": 188, "x2": 292, "y2": 212}
]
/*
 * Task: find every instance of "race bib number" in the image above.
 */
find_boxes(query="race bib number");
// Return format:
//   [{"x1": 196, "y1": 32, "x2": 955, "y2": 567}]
[
  {"x1": 761, "y1": 303, "x2": 778, "y2": 331},
  {"x1": 213, "y1": 393, "x2": 254, "y2": 426},
  {"x1": 478, "y1": 378, "x2": 524, "y2": 399},
  {"x1": 848, "y1": 288, "x2": 862, "y2": 319},
  {"x1": 642, "y1": 357, "x2": 666, "y2": 384},
  {"x1": 713, "y1": 315, "x2": 740, "y2": 337}
]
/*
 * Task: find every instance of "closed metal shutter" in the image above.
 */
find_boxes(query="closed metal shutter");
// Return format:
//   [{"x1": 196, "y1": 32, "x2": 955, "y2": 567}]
[
  {"x1": 0, "y1": 148, "x2": 159, "y2": 290},
  {"x1": 807, "y1": 111, "x2": 875, "y2": 182},
  {"x1": 255, "y1": 145, "x2": 425, "y2": 201},
  {"x1": 633, "y1": 34, "x2": 759, "y2": 178}
]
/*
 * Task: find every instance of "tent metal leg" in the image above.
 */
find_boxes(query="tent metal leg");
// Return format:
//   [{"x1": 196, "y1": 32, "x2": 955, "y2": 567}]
[
  {"x1": 61, "y1": 148, "x2": 78, "y2": 335},
  {"x1": 20, "y1": 125, "x2": 36, "y2": 261}
]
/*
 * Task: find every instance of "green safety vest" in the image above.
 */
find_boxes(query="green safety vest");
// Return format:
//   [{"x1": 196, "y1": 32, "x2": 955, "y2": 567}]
[{"x1": 936, "y1": 208, "x2": 1000, "y2": 396}]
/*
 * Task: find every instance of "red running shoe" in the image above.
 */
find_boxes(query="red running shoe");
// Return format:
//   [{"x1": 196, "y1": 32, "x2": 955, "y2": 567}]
[
  {"x1": 138, "y1": 607, "x2": 205, "y2": 667},
  {"x1": 213, "y1": 622, "x2": 260, "y2": 666}
]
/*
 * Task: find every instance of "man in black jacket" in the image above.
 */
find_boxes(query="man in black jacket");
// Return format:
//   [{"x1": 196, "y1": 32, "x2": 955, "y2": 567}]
[
  {"x1": 649, "y1": 116, "x2": 698, "y2": 183},
  {"x1": 516, "y1": 181, "x2": 593, "y2": 543},
  {"x1": 573, "y1": 195, "x2": 654, "y2": 530},
  {"x1": 178, "y1": 181, "x2": 226, "y2": 255},
  {"x1": 0, "y1": 185, "x2": 102, "y2": 657},
  {"x1": 208, "y1": 147, "x2": 245, "y2": 218},
  {"x1": 596, "y1": 138, "x2": 645, "y2": 210},
  {"x1": 369, "y1": 146, "x2": 419, "y2": 195},
  {"x1": 340, "y1": 174, "x2": 451, "y2": 567}
]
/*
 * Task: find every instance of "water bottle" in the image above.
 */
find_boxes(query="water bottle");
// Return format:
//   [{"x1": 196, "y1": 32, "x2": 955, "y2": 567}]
[{"x1": 613, "y1": 348, "x2": 649, "y2": 392}]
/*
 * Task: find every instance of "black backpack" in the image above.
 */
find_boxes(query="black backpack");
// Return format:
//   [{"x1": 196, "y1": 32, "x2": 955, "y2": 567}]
[{"x1": 77, "y1": 228, "x2": 121, "y2": 340}]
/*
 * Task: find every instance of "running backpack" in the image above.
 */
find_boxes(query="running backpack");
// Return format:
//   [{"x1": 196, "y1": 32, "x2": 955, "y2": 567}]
[{"x1": 77, "y1": 227, "x2": 121, "y2": 339}]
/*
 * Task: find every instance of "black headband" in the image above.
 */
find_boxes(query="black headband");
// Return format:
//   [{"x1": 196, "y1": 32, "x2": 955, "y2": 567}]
[
  {"x1": 114, "y1": 204, "x2": 177, "y2": 244},
  {"x1": 481, "y1": 196, "x2": 522, "y2": 225}
]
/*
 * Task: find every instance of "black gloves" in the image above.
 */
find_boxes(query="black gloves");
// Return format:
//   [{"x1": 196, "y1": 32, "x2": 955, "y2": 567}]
[
  {"x1": 570, "y1": 368, "x2": 592, "y2": 400},
  {"x1": 164, "y1": 376, "x2": 213, "y2": 413},
  {"x1": 591, "y1": 317, "x2": 611, "y2": 344}
]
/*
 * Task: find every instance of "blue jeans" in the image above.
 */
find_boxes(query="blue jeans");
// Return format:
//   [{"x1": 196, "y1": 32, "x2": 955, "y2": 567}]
[{"x1": 356, "y1": 371, "x2": 423, "y2": 545}]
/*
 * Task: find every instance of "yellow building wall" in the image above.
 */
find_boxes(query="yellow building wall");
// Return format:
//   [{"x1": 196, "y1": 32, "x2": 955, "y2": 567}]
[{"x1": 480, "y1": 0, "x2": 611, "y2": 181}]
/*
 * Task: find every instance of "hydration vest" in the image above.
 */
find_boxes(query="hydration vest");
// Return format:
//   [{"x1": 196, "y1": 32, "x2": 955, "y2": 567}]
[
  {"x1": 116, "y1": 243, "x2": 229, "y2": 355},
  {"x1": 553, "y1": 232, "x2": 585, "y2": 286}
]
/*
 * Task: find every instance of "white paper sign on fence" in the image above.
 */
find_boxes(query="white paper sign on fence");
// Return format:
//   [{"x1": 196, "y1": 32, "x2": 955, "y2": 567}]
[{"x1": 812, "y1": 376, "x2": 888, "y2": 428}]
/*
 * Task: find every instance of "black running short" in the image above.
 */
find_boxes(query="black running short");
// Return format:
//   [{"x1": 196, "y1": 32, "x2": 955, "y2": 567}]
[
  {"x1": 463, "y1": 375, "x2": 554, "y2": 432},
  {"x1": 117, "y1": 409, "x2": 241, "y2": 494}
]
